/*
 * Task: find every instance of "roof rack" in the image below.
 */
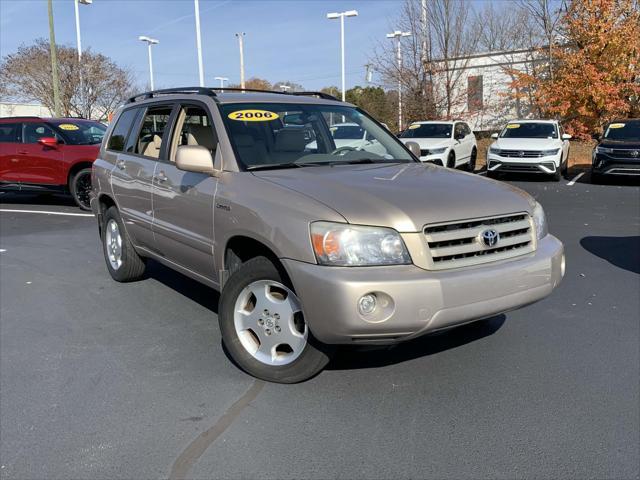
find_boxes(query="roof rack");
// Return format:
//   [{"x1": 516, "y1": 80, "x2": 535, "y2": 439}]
[
  {"x1": 126, "y1": 87, "x2": 342, "y2": 104},
  {"x1": 126, "y1": 87, "x2": 218, "y2": 104}
]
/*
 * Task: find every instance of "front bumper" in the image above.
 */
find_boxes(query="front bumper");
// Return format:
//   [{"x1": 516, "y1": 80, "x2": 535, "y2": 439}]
[
  {"x1": 283, "y1": 234, "x2": 564, "y2": 345},
  {"x1": 592, "y1": 154, "x2": 640, "y2": 176},
  {"x1": 487, "y1": 154, "x2": 560, "y2": 174}
]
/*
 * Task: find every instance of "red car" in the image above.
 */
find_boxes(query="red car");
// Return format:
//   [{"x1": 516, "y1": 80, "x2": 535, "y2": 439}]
[{"x1": 0, "y1": 116, "x2": 106, "y2": 210}]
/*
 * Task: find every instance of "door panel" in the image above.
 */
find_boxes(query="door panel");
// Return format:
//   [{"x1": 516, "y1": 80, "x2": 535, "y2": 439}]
[
  {"x1": 18, "y1": 123, "x2": 64, "y2": 185},
  {"x1": 110, "y1": 152, "x2": 157, "y2": 250},
  {"x1": 152, "y1": 165, "x2": 216, "y2": 279},
  {"x1": 0, "y1": 123, "x2": 21, "y2": 183},
  {"x1": 151, "y1": 104, "x2": 218, "y2": 279}
]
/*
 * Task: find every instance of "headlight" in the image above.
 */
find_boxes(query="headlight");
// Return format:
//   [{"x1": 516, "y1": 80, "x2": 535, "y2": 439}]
[
  {"x1": 310, "y1": 222, "x2": 411, "y2": 266},
  {"x1": 428, "y1": 147, "x2": 446, "y2": 154},
  {"x1": 596, "y1": 146, "x2": 613, "y2": 154},
  {"x1": 489, "y1": 146, "x2": 501, "y2": 155},
  {"x1": 532, "y1": 202, "x2": 548, "y2": 240},
  {"x1": 541, "y1": 148, "x2": 560, "y2": 156}
]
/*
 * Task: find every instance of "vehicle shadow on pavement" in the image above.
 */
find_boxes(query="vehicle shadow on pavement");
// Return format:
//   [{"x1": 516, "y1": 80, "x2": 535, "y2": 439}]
[
  {"x1": 327, "y1": 315, "x2": 506, "y2": 371},
  {"x1": 0, "y1": 192, "x2": 76, "y2": 207},
  {"x1": 580, "y1": 236, "x2": 640, "y2": 274},
  {"x1": 146, "y1": 260, "x2": 220, "y2": 313}
]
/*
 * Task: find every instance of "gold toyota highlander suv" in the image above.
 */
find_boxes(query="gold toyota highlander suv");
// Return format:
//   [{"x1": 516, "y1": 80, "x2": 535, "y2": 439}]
[{"x1": 91, "y1": 87, "x2": 565, "y2": 383}]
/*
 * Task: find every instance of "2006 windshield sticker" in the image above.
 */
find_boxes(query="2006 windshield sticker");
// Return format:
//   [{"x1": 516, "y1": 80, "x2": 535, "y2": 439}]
[
  {"x1": 506, "y1": 123, "x2": 521, "y2": 129},
  {"x1": 228, "y1": 110, "x2": 279, "y2": 122},
  {"x1": 58, "y1": 123, "x2": 80, "y2": 131}
]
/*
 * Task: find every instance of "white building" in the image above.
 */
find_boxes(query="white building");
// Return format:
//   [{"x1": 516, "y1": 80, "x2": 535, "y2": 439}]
[
  {"x1": 433, "y1": 48, "x2": 540, "y2": 132},
  {"x1": 0, "y1": 102, "x2": 52, "y2": 118}
]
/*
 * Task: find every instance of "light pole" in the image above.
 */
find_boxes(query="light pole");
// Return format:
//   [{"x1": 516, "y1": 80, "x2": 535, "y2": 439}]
[
  {"x1": 326, "y1": 10, "x2": 358, "y2": 101},
  {"x1": 235, "y1": 33, "x2": 246, "y2": 89},
  {"x1": 214, "y1": 76, "x2": 228, "y2": 91},
  {"x1": 279, "y1": 85, "x2": 291, "y2": 92},
  {"x1": 139, "y1": 36, "x2": 159, "y2": 90},
  {"x1": 386, "y1": 30, "x2": 411, "y2": 130},
  {"x1": 74, "y1": 0, "x2": 91, "y2": 118},
  {"x1": 194, "y1": 0, "x2": 204, "y2": 87},
  {"x1": 47, "y1": 0, "x2": 61, "y2": 116}
]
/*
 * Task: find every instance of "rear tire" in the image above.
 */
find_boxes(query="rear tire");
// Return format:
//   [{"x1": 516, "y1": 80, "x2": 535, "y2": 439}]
[
  {"x1": 219, "y1": 256, "x2": 333, "y2": 383},
  {"x1": 101, "y1": 206, "x2": 146, "y2": 282},
  {"x1": 70, "y1": 168, "x2": 92, "y2": 211}
]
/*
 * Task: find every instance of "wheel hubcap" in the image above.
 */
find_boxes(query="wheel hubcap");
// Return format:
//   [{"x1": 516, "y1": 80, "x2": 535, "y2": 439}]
[
  {"x1": 233, "y1": 280, "x2": 308, "y2": 366},
  {"x1": 105, "y1": 219, "x2": 123, "y2": 270}
]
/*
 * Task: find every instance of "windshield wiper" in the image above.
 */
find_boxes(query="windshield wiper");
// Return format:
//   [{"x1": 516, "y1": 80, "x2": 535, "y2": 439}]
[{"x1": 247, "y1": 162, "x2": 328, "y2": 171}]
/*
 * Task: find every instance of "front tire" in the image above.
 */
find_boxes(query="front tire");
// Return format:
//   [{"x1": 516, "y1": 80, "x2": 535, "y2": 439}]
[
  {"x1": 219, "y1": 256, "x2": 333, "y2": 383},
  {"x1": 70, "y1": 168, "x2": 92, "y2": 210},
  {"x1": 467, "y1": 147, "x2": 477, "y2": 172},
  {"x1": 447, "y1": 151, "x2": 456, "y2": 169},
  {"x1": 101, "y1": 206, "x2": 146, "y2": 282}
]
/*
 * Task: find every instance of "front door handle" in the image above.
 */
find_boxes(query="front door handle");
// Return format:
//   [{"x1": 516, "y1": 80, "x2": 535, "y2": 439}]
[
  {"x1": 156, "y1": 172, "x2": 168, "y2": 183},
  {"x1": 17, "y1": 150, "x2": 28, "y2": 155},
  {"x1": 116, "y1": 159, "x2": 126, "y2": 170}
]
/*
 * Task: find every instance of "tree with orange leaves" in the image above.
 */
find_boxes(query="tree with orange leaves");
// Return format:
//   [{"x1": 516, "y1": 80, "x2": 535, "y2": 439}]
[{"x1": 510, "y1": 0, "x2": 639, "y2": 138}]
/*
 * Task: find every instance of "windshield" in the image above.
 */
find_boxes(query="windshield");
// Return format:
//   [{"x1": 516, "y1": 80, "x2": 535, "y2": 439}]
[
  {"x1": 219, "y1": 103, "x2": 414, "y2": 170},
  {"x1": 400, "y1": 123, "x2": 452, "y2": 139},
  {"x1": 500, "y1": 122, "x2": 558, "y2": 139},
  {"x1": 603, "y1": 121, "x2": 640, "y2": 141},
  {"x1": 50, "y1": 120, "x2": 107, "y2": 145}
]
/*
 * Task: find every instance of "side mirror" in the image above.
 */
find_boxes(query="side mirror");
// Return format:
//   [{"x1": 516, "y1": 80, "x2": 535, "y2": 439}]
[
  {"x1": 38, "y1": 137, "x2": 58, "y2": 148},
  {"x1": 491, "y1": 132, "x2": 499, "y2": 139},
  {"x1": 175, "y1": 145, "x2": 215, "y2": 174},
  {"x1": 404, "y1": 141, "x2": 421, "y2": 158},
  {"x1": 562, "y1": 133, "x2": 572, "y2": 140},
  {"x1": 454, "y1": 133, "x2": 464, "y2": 141}
]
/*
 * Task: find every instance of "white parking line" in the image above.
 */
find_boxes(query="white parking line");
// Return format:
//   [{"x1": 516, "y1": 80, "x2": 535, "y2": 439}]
[
  {"x1": 567, "y1": 172, "x2": 585, "y2": 186},
  {"x1": 0, "y1": 209, "x2": 93, "y2": 217},
  {"x1": 478, "y1": 171, "x2": 487, "y2": 176}
]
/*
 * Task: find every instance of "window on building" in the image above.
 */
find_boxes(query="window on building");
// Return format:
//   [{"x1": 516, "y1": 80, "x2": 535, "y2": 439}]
[{"x1": 467, "y1": 75, "x2": 483, "y2": 112}]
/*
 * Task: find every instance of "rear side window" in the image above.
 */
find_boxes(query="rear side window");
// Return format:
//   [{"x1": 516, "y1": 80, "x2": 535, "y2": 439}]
[
  {"x1": 0, "y1": 123, "x2": 21, "y2": 143},
  {"x1": 107, "y1": 108, "x2": 139, "y2": 151},
  {"x1": 134, "y1": 106, "x2": 173, "y2": 159}
]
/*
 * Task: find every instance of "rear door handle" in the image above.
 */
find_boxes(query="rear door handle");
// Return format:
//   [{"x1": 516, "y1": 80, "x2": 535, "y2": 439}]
[
  {"x1": 116, "y1": 159, "x2": 126, "y2": 170},
  {"x1": 17, "y1": 150, "x2": 28, "y2": 155}
]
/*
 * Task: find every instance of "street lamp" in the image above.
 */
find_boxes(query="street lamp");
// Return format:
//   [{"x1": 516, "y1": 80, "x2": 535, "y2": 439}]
[
  {"x1": 235, "y1": 32, "x2": 246, "y2": 89},
  {"x1": 326, "y1": 10, "x2": 358, "y2": 102},
  {"x1": 279, "y1": 85, "x2": 291, "y2": 92},
  {"x1": 74, "y1": 0, "x2": 91, "y2": 118},
  {"x1": 386, "y1": 30, "x2": 411, "y2": 130},
  {"x1": 214, "y1": 76, "x2": 228, "y2": 91},
  {"x1": 139, "y1": 36, "x2": 159, "y2": 90},
  {"x1": 74, "y1": 0, "x2": 91, "y2": 60},
  {"x1": 194, "y1": 0, "x2": 204, "y2": 87}
]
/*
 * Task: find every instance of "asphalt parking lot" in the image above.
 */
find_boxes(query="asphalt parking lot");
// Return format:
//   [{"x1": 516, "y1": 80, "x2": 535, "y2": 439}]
[{"x1": 1, "y1": 172, "x2": 639, "y2": 479}]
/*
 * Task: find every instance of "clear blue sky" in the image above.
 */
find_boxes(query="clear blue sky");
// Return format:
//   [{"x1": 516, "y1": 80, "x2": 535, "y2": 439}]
[{"x1": 0, "y1": 0, "x2": 413, "y2": 91}]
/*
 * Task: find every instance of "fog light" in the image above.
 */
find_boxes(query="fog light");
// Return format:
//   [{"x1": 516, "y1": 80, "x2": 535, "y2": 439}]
[{"x1": 358, "y1": 294, "x2": 377, "y2": 315}]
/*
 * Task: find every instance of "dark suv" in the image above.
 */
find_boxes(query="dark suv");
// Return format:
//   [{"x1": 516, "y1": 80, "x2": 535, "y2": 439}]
[
  {"x1": 592, "y1": 119, "x2": 640, "y2": 182},
  {"x1": 0, "y1": 116, "x2": 106, "y2": 209}
]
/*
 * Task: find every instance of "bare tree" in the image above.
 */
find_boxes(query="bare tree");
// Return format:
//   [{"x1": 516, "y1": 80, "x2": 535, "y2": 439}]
[
  {"x1": 370, "y1": 0, "x2": 480, "y2": 128},
  {"x1": 0, "y1": 39, "x2": 133, "y2": 121}
]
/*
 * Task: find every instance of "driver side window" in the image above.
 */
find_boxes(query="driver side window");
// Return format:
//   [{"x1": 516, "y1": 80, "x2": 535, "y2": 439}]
[{"x1": 23, "y1": 123, "x2": 61, "y2": 144}]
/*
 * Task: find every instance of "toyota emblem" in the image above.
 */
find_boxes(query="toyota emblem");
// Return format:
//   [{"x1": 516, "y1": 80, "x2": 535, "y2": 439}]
[
  {"x1": 481, "y1": 229, "x2": 500, "y2": 247},
  {"x1": 518, "y1": 151, "x2": 525, "y2": 157},
  {"x1": 631, "y1": 150, "x2": 639, "y2": 158}
]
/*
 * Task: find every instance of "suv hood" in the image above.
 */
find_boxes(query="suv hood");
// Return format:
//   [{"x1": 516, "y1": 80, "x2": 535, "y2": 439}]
[
  {"x1": 254, "y1": 163, "x2": 534, "y2": 232},
  {"x1": 400, "y1": 138, "x2": 451, "y2": 149},
  {"x1": 493, "y1": 138, "x2": 561, "y2": 150}
]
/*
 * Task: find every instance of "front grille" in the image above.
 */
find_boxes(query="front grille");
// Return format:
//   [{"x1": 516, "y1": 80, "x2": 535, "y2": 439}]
[
  {"x1": 498, "y1": 150, "x2": 544, "y2": 158},
  {"x1": 610, "y1": 148, "x2": 640, "y2": 159},
  {"x1": 423, "y1": 213, "x2": 535, "y2": 269}
]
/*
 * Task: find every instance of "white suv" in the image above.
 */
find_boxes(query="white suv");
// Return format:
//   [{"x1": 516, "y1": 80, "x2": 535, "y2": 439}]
[
  {"x1": 487, "y1": 120, "x2": 571, "y2": 181},
  {"x1": 399, "y1": 120, "x2": 477, "y2": 170}
]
